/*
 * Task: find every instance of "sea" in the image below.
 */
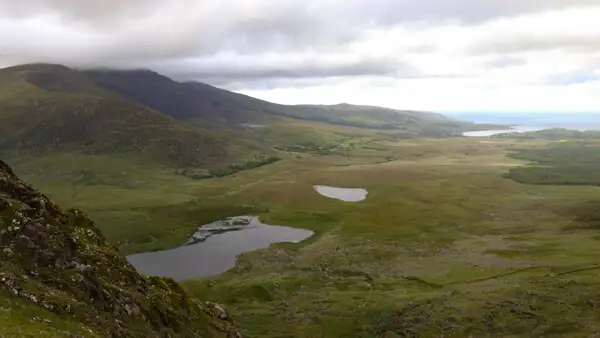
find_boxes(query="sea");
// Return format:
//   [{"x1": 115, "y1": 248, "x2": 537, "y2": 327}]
[{"x1": 444, "y1": 112, "x2": 600, "y2": 131}]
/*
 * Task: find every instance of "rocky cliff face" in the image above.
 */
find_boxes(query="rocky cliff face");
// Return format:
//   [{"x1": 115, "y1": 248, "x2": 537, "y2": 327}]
[{"x1": 0, "y1": 160, "x2": 241, "y2": 337}]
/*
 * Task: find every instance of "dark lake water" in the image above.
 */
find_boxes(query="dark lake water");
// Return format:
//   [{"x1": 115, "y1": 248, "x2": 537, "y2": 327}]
[{"x1": 126, "y1": 216, "x2": 313, "y2": 281}]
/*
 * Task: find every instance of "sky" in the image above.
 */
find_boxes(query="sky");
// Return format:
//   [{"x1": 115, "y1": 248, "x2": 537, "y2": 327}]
[{"x1": 1, "y1": 0, "x2": 600, "y2": 113}]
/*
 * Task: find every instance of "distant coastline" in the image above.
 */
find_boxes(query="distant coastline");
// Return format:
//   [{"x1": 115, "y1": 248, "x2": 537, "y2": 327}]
[{"x1": 447, "y1": 112, "x2": 600, "y2": 131}]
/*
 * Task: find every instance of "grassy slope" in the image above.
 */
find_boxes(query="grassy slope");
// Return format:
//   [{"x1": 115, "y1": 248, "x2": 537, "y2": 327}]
[
  {"x1": 505, "y1": 139, "x2": 600, "y2": 185},
  {"x1": 9, "y1": 153, "x2": 265, "y2": 254},
  {"x1": 84, "y1": 69, "x2": 229, "y2": 122},
  {"x1": 0, "y1": 294, "x2": 99, "y2": 338},
  {"x1": 496, "y1": 128, "x2": 600, "y2": 140},
  {"x1": 9, "y1": 113, "x2": 395, "y2": 253},
  {"x1": 175, "y1": 137, "x2": 600, "y2": 337},
  {"x1": 8, "y1": 120, "x2": 393, "y2": 254},
  {"x1": 10, "y1": 132, "x2": 600, "y2": 336}
]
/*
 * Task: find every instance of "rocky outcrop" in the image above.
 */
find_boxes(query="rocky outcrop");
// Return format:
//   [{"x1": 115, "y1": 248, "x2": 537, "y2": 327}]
[{"x1": 0, "y1": 160, "x2": 242, "y2": 337}]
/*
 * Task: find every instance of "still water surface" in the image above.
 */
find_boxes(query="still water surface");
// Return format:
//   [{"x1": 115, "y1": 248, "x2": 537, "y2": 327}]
[
  {"x1": 127, "y1": 216, "x2": 313, "y2": 281},
  {"x1": 313, "y1": 185, "x2": 368, "y2": 202}
]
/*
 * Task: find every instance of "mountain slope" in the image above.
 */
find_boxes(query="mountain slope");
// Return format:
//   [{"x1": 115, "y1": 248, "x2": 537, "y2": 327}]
[
  {"x1": 0, "y1": 64, "x2": 254, "y2": 168},
  {"x1": 0, "y1": 159, "x2": 241, "y2": 337},
  {"x1": 83, "y1": 69, "x2": 227, "y2": 122},
  {"x1": 85, "y1": 70, "x2": 276, "y2": 125},
  {"x1": 84, "y1": 69, "x2": 482, "y2": 134},
  {"x1": 186, "y1": 83, "x2": 464, "y2": 131}
]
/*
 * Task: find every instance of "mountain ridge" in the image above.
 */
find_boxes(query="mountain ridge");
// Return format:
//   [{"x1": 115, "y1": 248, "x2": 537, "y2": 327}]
[
  {"x1": 1, "y1": 63, "x2": 494, "y2": 138},
  {"x1": 0, "y1": 63, "x2": 501, "y2": 174},
  {"x1": 83, "y1": 67, "x2": 474, "y2": 131},
  {"x1": 0, "y1": 64, "x2": 259, "y2": 168}
]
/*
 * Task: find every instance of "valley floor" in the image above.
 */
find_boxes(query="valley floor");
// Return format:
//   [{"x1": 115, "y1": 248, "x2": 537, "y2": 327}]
[{"x1": 12, "y1": 137, "x2": 600, "y2": 337}]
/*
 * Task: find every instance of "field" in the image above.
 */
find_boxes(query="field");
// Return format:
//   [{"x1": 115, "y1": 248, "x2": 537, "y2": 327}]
[
  {"x1": 505, "y1": 139, "x2": 600, "y2": 186},
  {"x1": 10, "y1": 135, "x2": 600, "y2": 337}
]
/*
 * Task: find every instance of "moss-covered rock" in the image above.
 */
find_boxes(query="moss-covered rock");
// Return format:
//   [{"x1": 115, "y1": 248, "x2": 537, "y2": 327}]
[{"x1": 0, "y1": 159, "x2": 242, "y2": 337}]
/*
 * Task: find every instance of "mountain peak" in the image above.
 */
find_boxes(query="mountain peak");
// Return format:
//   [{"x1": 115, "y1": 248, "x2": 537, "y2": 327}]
[{"x1": 1, "y1": 63, "x2": 103, "y2": 94}]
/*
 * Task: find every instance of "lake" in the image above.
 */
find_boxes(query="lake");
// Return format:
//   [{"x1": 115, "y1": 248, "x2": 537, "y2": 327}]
[
  {"x1": 314, "y1": 185, "x2": 368, "y2": 202},
  {"x1": 463, "y1": 126, "x2": 546, "y2": 137},
  {"x1": 126, "y1": 216, "x2": 313, "y2": 281}
]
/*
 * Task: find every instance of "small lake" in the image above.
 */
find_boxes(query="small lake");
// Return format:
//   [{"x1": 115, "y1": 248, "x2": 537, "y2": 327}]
[
  {"x1": 126, "y1": 216, "x2": 313, "y2": 281},
  {"x1": 314, "y1": 185, "x2": 368, "y2": 202},
  {"x1": 239, "y1": 123, "x2": 265, "y2": 128},
  {"x1": 463, "y1": 126, "x2": 546, "y2": 137}
]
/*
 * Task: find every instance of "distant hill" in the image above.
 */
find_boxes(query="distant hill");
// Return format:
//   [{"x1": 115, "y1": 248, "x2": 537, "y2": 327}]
[
  {"x1": 84, "y1": 69, "x2": 483, "y2": 134},
  {"x1": 285, "y1": 103, "x2": 466, "y2": 132},
  {"x1": 0, "y1": 64, "x2": 496, "y2": 174},
  {"x1": 84, "y1": 69, "x2": 229, "y2": 122},
  {"x1": 0, "y1": 64, "x2": 257, "y2": 168}
]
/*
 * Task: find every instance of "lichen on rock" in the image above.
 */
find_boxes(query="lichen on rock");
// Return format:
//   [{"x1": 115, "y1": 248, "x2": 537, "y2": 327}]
[{"x1": 0, "y1": 160, "x2": 242, "y2": 337}]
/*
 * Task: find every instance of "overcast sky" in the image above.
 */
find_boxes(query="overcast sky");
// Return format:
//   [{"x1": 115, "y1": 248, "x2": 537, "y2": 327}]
[{"x1": 1, "y1": 0, "x2": 600, "y2": 113}]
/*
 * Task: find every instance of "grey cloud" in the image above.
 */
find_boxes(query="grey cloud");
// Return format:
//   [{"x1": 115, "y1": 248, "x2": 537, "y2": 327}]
[
  {"x1": 0, "y1": 1, "x2": 363, "y2": 63},
  {"x1": 1, "y1": 0, "x2": 598, "y2": 89},
  {"x1": 217, "y1": 77, "x2": 354, "y2": 91},
  {"x1": 0, "y1": 0, "x2": 163, "y2": 26},
  {"x1": 541, "y1": 65, "x2": 600, "y2": 86},
  {"x1": 483, "y1": 56, "x2": 527, "y2": 69},
  {"x1": 2, "y1": 0, "x2": 595, "y2": 26},
  {"x1": 470, "y1": 35, "x2": 600, "y2": 55},
  {"x1": 219, "y1": 72, "x2": 469, "y2": 91},
  {"x1": 164, "y1": 57, "x2": 418, "y2": 84}
]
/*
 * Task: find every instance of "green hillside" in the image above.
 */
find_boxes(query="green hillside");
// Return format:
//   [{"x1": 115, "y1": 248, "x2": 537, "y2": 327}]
[
  {"x1": 85, "y1": 69, "x2": 491, "y2": 135},
  {"x1": 0, "y1": 64, "x2": 257, "y2": 168},
  {"x1": 495, "y1": 128, "x2": 600, "y2": 139}
]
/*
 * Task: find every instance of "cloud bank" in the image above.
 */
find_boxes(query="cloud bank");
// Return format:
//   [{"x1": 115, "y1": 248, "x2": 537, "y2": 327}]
[{"x1": 1, "y1": 0, "x2": 600, "y2": 112}]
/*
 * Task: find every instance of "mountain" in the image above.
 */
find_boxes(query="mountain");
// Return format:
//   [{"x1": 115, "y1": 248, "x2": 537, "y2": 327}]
[
  {"x1": 0, "y1": 63, "x2": 497, "y2": 174},
  {"x1": 0, "y1": 64, "x2": 492, "y2": 157},
  {"x1": 183, "y1": 82, "x2": 459, "y2": 131},
  {"x1": 84, "y1": 69, "x2": 482, "y2": 134},
  {"x1": 83, "y1": 69, "x2": 228, "y2": 122},
  {"x1": 0, "y1": 160, "x2": 241, "y2": 337},
  {"x1": 0, "y1": 64, "x2": 257, "y2": 168},
  {"x1": 285, "y1": 103, "x2": 459, "y2": 131}
]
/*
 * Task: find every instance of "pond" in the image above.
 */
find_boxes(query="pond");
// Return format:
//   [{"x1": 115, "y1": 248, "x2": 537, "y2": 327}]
[
  {"x1": 313, "y1": 185, "x2": 368, "y2": 202},
  {"x1": 239, "y1": 123, "x2": 265, "y2": 128},
  {"x1": 126, "y1": 216, "x2": 313, "y2": 281}
]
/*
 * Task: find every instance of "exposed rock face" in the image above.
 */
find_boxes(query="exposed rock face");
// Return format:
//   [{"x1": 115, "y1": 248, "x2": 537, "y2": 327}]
[{"x1": 0, "y1": 160, "x2": 241, "y2": 337}]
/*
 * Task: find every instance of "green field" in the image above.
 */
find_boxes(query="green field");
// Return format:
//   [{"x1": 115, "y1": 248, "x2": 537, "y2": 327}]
[
  {"x1": 9, "y1": 134, "x2": 600, "y2": 337},
  {"x1": 505, "y1": 139, "x2": 600, "y2": 186}
]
